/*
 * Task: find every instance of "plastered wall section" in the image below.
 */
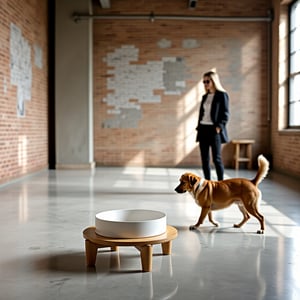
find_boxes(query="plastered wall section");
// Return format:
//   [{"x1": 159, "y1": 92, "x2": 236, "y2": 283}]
[
  {"x1": 55, "y1": 0, "x2": 94, "y2": 168},
  {"x1": 0, "y1": 0, "x2": 48, "y2": 184},
  {"x1": 93, "y1": 0, "x2": 271, "y2": 168}
]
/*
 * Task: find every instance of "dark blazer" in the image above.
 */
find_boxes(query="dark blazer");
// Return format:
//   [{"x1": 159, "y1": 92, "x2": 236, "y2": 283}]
[{"x1": 196, "y1": 90, "x2": 230, "y2": 143}]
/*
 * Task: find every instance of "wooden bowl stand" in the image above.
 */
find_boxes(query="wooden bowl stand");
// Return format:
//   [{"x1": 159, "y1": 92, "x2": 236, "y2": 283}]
[{"x1": 83, "y1": 225, "x2": 178, "y2": 272}]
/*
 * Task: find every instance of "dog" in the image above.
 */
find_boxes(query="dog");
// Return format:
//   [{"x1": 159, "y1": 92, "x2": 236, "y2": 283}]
[{"x1": 175, "y1": 155, "x2": 269, "y2": 234}]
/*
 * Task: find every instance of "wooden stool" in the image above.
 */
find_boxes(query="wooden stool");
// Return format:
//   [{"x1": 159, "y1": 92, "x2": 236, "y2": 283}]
[
  {"x1": 231, "y1": 139, "x2": 255, "y2": 170},
  {"x1": 83, "y1": 225, "x2": 178, "y2": 272}
]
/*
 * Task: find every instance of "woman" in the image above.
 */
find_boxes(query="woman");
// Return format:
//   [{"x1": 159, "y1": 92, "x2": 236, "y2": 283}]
[{"x1": 196, "y1": 70, "x2": 230, "y2": 181}]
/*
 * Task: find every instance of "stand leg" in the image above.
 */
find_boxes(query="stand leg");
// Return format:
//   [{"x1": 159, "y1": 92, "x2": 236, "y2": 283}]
[
  {"x1": 161, "y1": 241, "x2": 172, "y2": 255},
  {"x1": 110, "y1": 251, "x2": 121, "y2": 270},
  {"x1": 85, "y1": 239, "x2": 98, "y2": 267},
  {"x1": 136, "y1": 245, "x2": 153, "y2": 272}
]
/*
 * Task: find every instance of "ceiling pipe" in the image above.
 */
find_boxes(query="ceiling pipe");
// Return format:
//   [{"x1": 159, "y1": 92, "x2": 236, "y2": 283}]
[{"x1": 73, "y1": 11, "x2": 273, "y2": 23}]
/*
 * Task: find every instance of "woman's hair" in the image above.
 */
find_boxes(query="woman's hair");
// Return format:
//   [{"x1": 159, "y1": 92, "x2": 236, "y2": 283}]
[{"x1": 203, "y1": 70, "x2": 226, "y2": 92}]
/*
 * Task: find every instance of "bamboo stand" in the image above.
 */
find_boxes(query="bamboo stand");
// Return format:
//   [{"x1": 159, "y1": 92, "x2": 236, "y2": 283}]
[{"x1": 83, "y1": 225, "x2": 178, "y2": 272}]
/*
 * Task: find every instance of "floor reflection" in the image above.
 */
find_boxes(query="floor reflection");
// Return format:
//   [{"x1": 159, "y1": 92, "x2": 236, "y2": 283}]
[{"x1": 0, "y1": 167, "x2": 299, "y2": 299}]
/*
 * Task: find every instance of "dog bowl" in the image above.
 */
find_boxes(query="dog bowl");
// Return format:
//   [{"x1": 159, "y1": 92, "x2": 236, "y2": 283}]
[{"x1": 95, "y1": 209, "x2": 167, "y2": 238}]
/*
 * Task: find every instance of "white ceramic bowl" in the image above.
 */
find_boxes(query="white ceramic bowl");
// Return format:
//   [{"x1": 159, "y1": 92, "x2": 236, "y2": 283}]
[{"x1": 95, "y1": 209, "x2": 167, "y2": 238}]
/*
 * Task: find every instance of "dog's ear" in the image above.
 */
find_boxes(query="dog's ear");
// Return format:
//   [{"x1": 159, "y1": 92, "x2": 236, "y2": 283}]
[{"x1": 188, "y1": 175, "x2": 197, "y2": 187}]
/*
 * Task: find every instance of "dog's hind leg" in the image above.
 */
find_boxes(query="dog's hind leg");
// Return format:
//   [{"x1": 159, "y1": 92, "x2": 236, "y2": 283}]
[
  {"x1": 208, "y1": 211, "x2": 219, "y2": 227},
  {"x1": 249, "y1": 208, "x2": 265, "y2": 234},
  {"x1": 242, "y1": 199, "x2": 265, "y2": 234},
  {"x1": 233, "y1": 201, "x2": 250, "y2": 228}
]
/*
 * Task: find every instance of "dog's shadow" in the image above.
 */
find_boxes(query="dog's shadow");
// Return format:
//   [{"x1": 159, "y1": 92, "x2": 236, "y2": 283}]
[
  {"x1": 174, "y1": 224, "x2": 239, "y2": 234},
  {"x1": 173, "y1": 223, "x2": 265, "y2": 252}
]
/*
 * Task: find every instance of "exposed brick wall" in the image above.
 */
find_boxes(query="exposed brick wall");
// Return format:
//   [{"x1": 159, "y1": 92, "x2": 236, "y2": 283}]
[
  {"x1": 0, "y1": 0, "x2": 48, "y2": 184},
  {"x1": 272, "y1": 133, "x2": 300, "y2": 177},
  {"x1": 0, "y1": 0, "x2": 298, "y2": 182},
  {"x1": 270, "y1": 1, "x2": 300, "y2": 178},
  {"x1": 93, "y1": 0, "x2": 271, "y2": 168}
]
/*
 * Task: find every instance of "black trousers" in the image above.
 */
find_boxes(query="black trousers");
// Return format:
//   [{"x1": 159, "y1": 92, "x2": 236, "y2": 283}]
[{"x1": 198, "y1": 124, "x2": 224, "y2": 181}]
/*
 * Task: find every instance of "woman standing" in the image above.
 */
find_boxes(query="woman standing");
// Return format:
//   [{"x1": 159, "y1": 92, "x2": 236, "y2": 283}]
[{"x1": 196, "y1": 70, "x2": 230, "y2": 181}]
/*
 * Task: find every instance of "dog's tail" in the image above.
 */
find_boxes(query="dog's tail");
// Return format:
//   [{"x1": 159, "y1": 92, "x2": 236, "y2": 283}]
[{"x1": 251, "y1": 155, "x2": 269, "y2": 186}]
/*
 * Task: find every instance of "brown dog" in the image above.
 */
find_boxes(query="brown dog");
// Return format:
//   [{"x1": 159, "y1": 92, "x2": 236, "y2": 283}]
[{"x1": 175, "y1": 155, "x2": 269, "y2": 234}]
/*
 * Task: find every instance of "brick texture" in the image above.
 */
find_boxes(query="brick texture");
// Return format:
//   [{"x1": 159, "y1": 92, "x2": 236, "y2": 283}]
[
  {"x1": 93, "y1": 0, "x2": 271, "y2": 168},
  {"x1": 0, "y1": 0, "x2": 48, "y2": 184},
  {"x1": 270, "y1": 0, "x2": 300, "y2": 178},
  {"x1": 1, "y1": 0, "x2": 298, "y2": 182}
]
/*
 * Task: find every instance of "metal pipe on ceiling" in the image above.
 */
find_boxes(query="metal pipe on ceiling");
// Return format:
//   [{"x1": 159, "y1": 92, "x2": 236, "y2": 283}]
[{"x1": 73, "y1": 11, "x2": 273, "y2": 23}]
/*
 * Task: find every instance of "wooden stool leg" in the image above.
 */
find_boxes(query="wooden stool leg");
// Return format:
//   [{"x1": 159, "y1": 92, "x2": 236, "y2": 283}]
[
  {"x1": 161, "y1": 241, "x2": 172, "y2": 255},
  {"x1": 247, "y1": 144, "x2": 252, "y2": 169},
  {"x1": 136, "y1": 245, "x2": 153, "y2": 272},
  {"x1": 235, "y1": 143, "x2": 240, "y2": 170},
  {"x1": 85, "y1": 239, "x2": 98, "y2": 267}
]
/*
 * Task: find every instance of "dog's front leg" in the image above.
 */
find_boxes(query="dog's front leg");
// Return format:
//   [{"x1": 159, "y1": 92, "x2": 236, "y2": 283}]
[{"x1": 189, "y1": 207, "x2": 210, "y2": 230}]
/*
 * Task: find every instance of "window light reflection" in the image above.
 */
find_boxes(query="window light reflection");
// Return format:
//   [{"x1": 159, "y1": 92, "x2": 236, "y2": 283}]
[{"x1": 18, "y1": 185, "x2": 28, "y2": 223}]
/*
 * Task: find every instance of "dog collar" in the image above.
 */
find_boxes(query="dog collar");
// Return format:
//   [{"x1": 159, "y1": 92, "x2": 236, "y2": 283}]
[{"x1": 195, "y1": 178, "x2": 205, "y2": 193}]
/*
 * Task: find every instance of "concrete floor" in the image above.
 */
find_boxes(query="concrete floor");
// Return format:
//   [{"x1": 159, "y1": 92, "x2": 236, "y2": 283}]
[{"x1": 0, "y1": 166, "x2": 299, "y2": 300}]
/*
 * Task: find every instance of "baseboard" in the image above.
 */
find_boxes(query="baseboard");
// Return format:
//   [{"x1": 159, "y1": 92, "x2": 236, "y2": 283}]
[{"x1": 55, "y1": 162, "x2": 96, "y2": 170}]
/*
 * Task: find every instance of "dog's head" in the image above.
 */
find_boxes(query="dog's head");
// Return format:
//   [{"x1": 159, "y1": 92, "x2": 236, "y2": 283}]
[{"x1": 174, "y1": 173, "x2": 200, "y2": 193}]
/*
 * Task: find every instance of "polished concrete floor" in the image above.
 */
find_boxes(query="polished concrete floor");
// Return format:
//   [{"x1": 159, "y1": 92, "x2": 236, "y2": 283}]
[{"x1": 0, "y1": 166, "x2": 299, "y2": 300}]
